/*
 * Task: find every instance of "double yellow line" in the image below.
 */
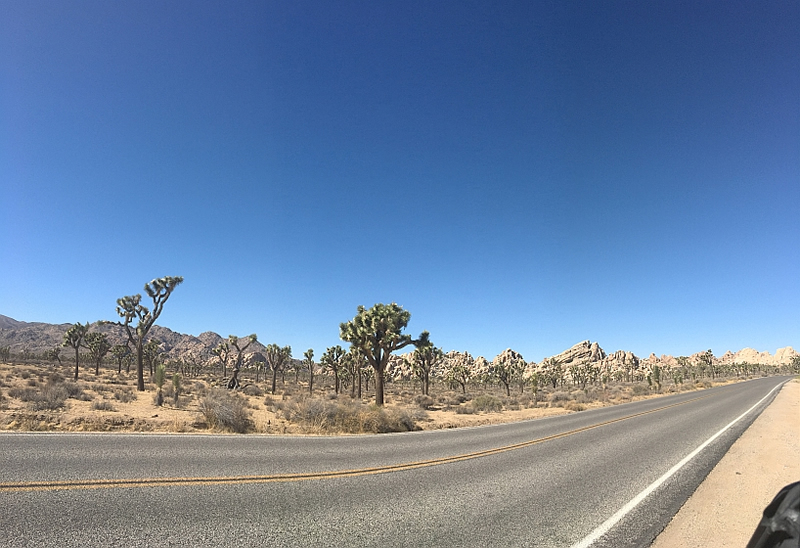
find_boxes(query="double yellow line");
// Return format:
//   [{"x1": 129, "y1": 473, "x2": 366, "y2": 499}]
[{"x1": 1, "y1": 395, "x2": 709, "y2": 493}]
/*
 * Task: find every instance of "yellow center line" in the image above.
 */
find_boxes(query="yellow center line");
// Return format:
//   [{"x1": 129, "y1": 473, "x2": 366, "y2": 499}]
[{"x1": 1, "y1": 395, "x2": 710, "y2": 493}]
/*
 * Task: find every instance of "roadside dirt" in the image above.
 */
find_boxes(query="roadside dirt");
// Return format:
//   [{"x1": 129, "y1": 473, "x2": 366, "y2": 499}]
[{"x1": 651, "y1": 378, "x2": 800, "y2": 547}]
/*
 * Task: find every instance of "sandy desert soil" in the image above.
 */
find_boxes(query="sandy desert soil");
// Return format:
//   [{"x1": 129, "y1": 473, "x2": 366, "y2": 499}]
[
  {"x1": 0, "y1": 361, "x2": 714, "y2": 434},
  {"x1": 651, "y1": 378, "x2": 800, "y2": 547}
]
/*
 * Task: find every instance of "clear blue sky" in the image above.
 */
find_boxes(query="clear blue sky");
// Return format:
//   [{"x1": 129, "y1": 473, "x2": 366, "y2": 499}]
[{"x1": 2, "y1": 1, "x2": 798, "y2": 362}]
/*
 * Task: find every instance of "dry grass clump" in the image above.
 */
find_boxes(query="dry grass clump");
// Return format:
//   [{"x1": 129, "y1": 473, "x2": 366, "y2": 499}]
[
  {"x1": 564, "y1": 401, "x2": 586, "y2": 412},
  {"x1": 414, "y1": 394, "x2": 435, "y2": 410},
  {"x1": 113, "y1": 387, "x2": 136, "y2": 403},
  {"x1": 9, "y1": 382, "x2": 69, "y2": 411},
  {"x1": 198, "y1": 388, "x2": 253, "y2": 433},
  {"x1": 548, "y1": 391, "x2": 572, "y2": 407},
  {"x1": 91, "y1": 400, "x2": 116, "y2": 411},
  {"x1": 241, "y1": 384, "x2": 264, "y2": 397},
  {"x1": 280, "y1": 398, "x2": 420, "y2": 434},
  {"x1": 470, "y1": 394, "x2": 504, "y2": 413}
]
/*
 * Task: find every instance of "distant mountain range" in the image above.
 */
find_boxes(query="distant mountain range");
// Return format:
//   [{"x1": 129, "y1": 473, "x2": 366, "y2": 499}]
[{"x1": 0, "y1": 314, "x2": 796, "y2": 367}]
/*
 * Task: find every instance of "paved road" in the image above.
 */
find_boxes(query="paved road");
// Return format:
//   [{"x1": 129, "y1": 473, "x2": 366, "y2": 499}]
[{"x1": 0, "y1": 377, "x2": 789, "y2": 547}]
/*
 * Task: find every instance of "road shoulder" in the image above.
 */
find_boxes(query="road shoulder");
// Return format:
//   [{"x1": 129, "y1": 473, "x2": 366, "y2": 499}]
[{"x1": 650, "y1": 378, "x2": 800, "y2": 547}]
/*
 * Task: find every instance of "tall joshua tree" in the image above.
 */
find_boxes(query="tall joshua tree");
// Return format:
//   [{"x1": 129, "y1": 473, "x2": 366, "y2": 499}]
[
  {"x1": 227, "y1": 334, "x2": 257, "y2": 390},
  {"x1": 303, "y1": 348, "x2": 315, "y2": 394},
  {"x1": 265, "y1": 344, "x2": 292, "y2": 395},
  {"x1": 110, "y1": 343, "x2": 131, "y2": 374},
  {"x1": 63, "y1": 322, "x2": 90, "y2": 381},
  {"x1": 321, "y1": 345, "x2": 345, "y2": 394},
  {"x1": 86, "y1": 332, "x2": 112, "y2": 376},
  {"x1": 340, "y1": 303, "x2": 418, "y2": 406},
  {"x1": 116, "y1": 276, "x2": 183, "y2": 391},
  {"x1": 410, "y1": 330, "x2": 443, "y2": 396}
]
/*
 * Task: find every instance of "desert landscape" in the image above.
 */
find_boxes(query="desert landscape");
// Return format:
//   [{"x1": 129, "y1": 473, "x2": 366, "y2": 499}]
[{"x1": 1, "y1": 314, "x2": 797, "y2": 435}]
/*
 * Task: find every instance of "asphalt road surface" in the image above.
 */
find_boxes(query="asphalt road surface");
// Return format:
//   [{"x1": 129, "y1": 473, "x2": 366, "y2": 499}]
[{"x1": 0, "y1": 377, "x2": 789, "y2": 547}]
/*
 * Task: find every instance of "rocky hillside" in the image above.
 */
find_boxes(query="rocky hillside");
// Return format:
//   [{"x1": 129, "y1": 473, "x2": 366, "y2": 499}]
[
  {"x1": 0, "y1": 314, "x2": 268, "y2": 365},
  {"x1": 1, "y1": 314, "x2": 796, "y2": 369}
]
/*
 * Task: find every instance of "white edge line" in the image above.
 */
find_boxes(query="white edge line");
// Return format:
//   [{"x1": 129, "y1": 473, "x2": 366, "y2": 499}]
[{"x1": 570, "y1": 380, "x2": 788, "y2": 548}]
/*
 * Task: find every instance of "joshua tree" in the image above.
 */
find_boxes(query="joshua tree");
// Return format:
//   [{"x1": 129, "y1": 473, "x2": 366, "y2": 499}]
[
  {"x1": 303, "y1": 349, "x2": 315, "y2": 394},
  {"x1": 85, "y1": 332, "x2": 112, "y2": 376},
  {"x1": 320, "y1": 345, "x2": 345, "y2": 394},
  {"x1": 154, "y1": 363, "x2": 166, "y2": 406},
  {"x1": 264, "y1": 344, "x2": 292, "y2": 395},
  {"x1": 63, "y1": 322, "x2": 90, "y2": 381},
  {"x1": 116, "y1": 276, "x2": 183, "y2": 391},
  {"x1": 409, "y1": 331, "x2": 443, "y2": 396},
  {"x1": 213, "y1": 341, "x2": 230, "y2": 378},
  {"x1": 111, "y1": 343, "x2": 131, "y2": 374},
  {"x1": 0, "y1": 346, "x2": 10, "y2": 363},
  {"x1": 340, "y1": 303, "x2": 418, "y2": 406},
  {"x1": 172, "y1": 373, "x2": 181, "y2": 406},
  {"x1": 343, "y1": 347, "x2": 366, "y2": 398},
  {"x1": 539, "y1": 358, "x2": 564, "y2": 389},
  {"x1": 698, "y1": 349, "x2": 715, "y2": 378},
  {"x1": 43, "y1": 347, "x2": 63, "y2": 366},
  {"x1": 492, "y1": 349, "x2": 526, "y2": 396},
  {"x1": 227, "y1": 334, "x2": 257, "y2": 390},
  {"x1": 442, "y1": 350, "x2": 474, "y2": 394},
  {"x1": 143, "y1": 339, "x2": 163, "y2": 377}
]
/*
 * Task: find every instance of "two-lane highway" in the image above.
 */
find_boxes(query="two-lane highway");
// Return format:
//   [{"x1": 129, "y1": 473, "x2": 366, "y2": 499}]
[{"x1": 0, "y1": 376, "x2": 790, "y2": 547}]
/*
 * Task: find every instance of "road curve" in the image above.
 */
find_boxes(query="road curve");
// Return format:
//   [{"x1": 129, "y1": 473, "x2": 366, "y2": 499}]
[{"x1": 0, "y1": 376, "x2": 789, "y2": 547}]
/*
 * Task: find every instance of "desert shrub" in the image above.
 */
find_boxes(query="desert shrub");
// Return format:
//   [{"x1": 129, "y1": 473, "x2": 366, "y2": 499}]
[
  {"x1": 414, "y1": 394, "x2": 435, "y2": 410},
  {"x1": 631, "y1": 384, "x2": 649, "y2": 396},
  {"x1": 113, "y1": 388, "x2": 136, "y2": 403},
  {"x1": 199, "y1": 389, "x2": 253, "y2": 433},
  {"x1": 280, "y1": 399, "x2": 419, "y2": 434},
  {"x1": 565, "y1": 401, "x2": 586, "y2": 412},
  {"x1": 26, "y1": 378, "x2": 38, "y2": 387},
  {"x1": 48, "y1": 372, "x2": 64, "y2": 384},
  {"x1": 91, "y1": 400, "x2": 116, "y2": 411},
  {"x1": 91, "y1": 383, "x2": 112, "y2": 394},
  {"x1": 518, "y1": 393, "x2": 533, "y2": 407},
  {"x1": 471, "y1": 394, "x2": 503, "y2": 412},
  {"x1": 63, "y1": 382, "x2": 85, "y2": 399},
  {"x1": 242, "y1": 384, "x2": 264, "y2": 397},
  {"x1": 325, "y1": 391, "x2": 338, "y2": 400},
  {"x1": 455, "y1": 404, "x2": 476, "y2": 414},
  {"x1": 8, "y1": 387, "x2": 37, "y2": 401},
  {"x1": 24, "y1": 382, "x2": 69, "y2": 411},
  {"x1": 0, "y1": 391, "x2": 7, "y2": 410},
  {"x1": 548, "y1": 391, "x2": 572, "y2": 406},
  {"x1": 20, "y1": 370, "x2": 31, "y2": 380}
]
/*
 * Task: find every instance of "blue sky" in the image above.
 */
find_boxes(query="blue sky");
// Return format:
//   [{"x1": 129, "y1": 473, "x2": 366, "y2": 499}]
[{"x1": 2, "y1": 1, "x2": 798, "y2": 362}]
